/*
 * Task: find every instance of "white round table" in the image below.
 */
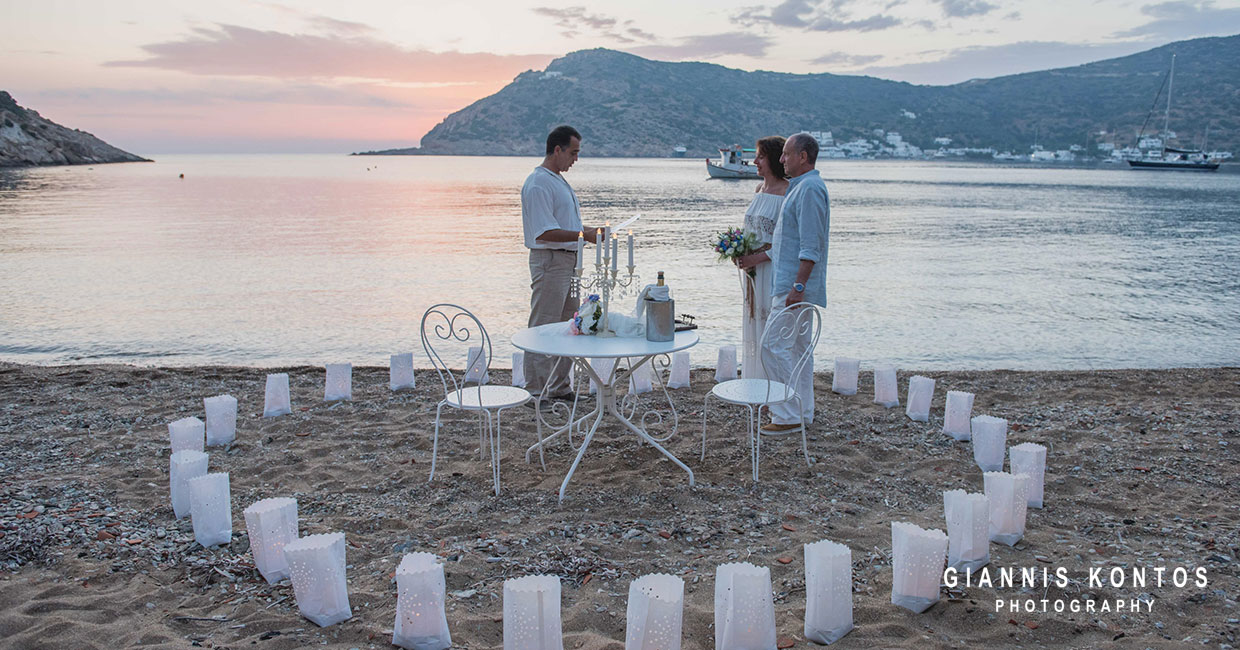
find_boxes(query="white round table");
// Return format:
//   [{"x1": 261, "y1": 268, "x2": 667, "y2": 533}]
[{"x1": 511, "y1": 322, "x2": 699, "y2": 502}]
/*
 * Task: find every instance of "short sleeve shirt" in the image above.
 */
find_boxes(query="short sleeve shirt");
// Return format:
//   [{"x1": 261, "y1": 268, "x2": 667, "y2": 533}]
[{"x1": 521, "y1": 166, "x2": 582, "y2": 250}]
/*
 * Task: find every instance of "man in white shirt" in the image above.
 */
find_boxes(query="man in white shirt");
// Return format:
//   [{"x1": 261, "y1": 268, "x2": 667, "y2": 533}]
[{"x1": 522, "y1": 125, "x2": 602, "y2": 400}]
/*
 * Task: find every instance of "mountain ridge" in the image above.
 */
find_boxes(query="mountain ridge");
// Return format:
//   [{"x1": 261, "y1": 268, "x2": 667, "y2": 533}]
[{"x1": 0, "y1": 91, "x2": 149, "y2": 167}]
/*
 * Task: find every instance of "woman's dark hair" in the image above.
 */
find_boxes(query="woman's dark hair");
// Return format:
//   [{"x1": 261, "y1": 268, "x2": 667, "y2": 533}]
[
  {"x1": 756, "y1": 136, "x2": 787, "y2": 179},
  {"x1": 546, "y1": 125, "x2": 581, "y2": 154}
]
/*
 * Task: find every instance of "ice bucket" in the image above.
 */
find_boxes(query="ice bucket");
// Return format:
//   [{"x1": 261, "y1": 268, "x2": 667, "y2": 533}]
[{"x1": 645, "y1": 298, "x2": 675, "y2": 342}]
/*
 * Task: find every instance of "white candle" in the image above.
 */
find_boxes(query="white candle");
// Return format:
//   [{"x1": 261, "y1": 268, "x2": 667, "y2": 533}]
[
  {"x1": 576, "y1": 231, "x2": 584, "y2": 271},
  {"x1": 611, "y1": 235, "x2": 618, "y2": 270},
  {"x1": 627, "y1": 230, "x2": 634, "y2": 267},
  {"x1": 595, "y1": 227, "x2": 602, "y2": 265}
]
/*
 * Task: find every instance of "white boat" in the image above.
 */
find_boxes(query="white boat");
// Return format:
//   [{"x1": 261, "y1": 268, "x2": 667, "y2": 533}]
[
  {"x1": 706, "y1": 145, "x2": 760, "y2": 179},
  {"x1": 672, "y1": 145, "x2": 687, "y2": 158},
  {"x1": 1128, "y1": 55, "x2": 1219, "y2": 172}
]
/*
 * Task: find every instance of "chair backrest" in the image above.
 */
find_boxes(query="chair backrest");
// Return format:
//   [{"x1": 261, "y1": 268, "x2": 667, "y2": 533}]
[
  {"x1": 420, "y1": 303, "x2": 492, "y2": 400},
  {"x1": 756, "y1": 302, "x2": 822, "y2": 402}
]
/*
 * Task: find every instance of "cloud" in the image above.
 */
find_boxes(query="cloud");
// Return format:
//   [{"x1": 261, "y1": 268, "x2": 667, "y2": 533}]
[
  {"x1": 625, "y1": 32, "x2": 774, "y2": 60},
  {"x1": 251, "y1": 1, "x2": 376, "y2": 35},
  {"x1": 1117, "y1": 0, "x2": 1240, "y2": 40},
  {"x1": 735, "y1": 0, "x2": 902, "y2": 32},
  {"x1": 935, "y1": 0, "x2": 998, "y2": 18},
  {"x1": 104, "y1": 25, "x2": 554, "y2": 84},
  {"x1": 809, "y1": 51, "x2": 884, "y2": 66},
  {"x1": 33, "y1": 83, "x2": 414, "y2": 108},
  {"x1": 858, "y1": 40, "x2": 1155, "y2": 85},
  {"x1": 532, "y1": 6, "x2": 657, "y2": 43}
]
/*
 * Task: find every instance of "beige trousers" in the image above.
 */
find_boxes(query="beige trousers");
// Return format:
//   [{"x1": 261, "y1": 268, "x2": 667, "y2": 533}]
[{"x1": 524, "y1": 248, "x2": 577, "y2": 396}]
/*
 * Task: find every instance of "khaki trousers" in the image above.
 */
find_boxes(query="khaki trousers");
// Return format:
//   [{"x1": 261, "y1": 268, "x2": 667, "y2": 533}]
[{"x1": 524, "y1": 249, "x2": 577, "y2": 396}]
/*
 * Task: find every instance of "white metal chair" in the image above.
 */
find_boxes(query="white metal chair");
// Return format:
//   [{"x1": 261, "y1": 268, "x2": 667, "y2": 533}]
[
  {"x1": 701, "y1": 302, "x2": 821, "y2": 481},
  {"x1": 421, "y1": 304, "x2": 531, "y2": 495}
]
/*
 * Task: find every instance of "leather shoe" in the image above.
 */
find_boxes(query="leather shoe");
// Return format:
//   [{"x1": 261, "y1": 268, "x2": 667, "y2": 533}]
[{"x1": 761, "y1": 422, "x2": 802, "y2": 433}]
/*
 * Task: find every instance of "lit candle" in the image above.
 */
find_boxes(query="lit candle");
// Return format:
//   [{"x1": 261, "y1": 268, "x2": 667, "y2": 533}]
[
  {"x1": 576, "y1": 231, "x2": 584, "y2": 271},
  {"x1": 595, "y1": 227, "x2": 602, "y2": 265},
  {"x1": 627, "y1": 230, "x2": 634, "y2": 268},
  {"x1": 611, "y1": 235, "x2": 618, "y2": 271}
]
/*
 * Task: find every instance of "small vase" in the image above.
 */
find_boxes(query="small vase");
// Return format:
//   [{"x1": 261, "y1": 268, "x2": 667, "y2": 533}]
[
  {"x1": 715, "y1": 346, "x2": 737, "y2": 383},
  {"x1": 203, "y1": 395, "x2": 237, "y2": 446},
  {"x1": 503, "y1": 575, "x2": 563, "y2": 650},
  {"x1": 625, "y1": 573, "x2": 684, "y2": 650},
  {"x1": 324, "y1": 363, "x2": 352, "y2": 401},
  {"x1": 243, "y1": 497, "x2": 298, "y2": 583},
  {"x1": 392, "y1": 552, "x2": 452, "y2": 650},
  {"x1": 984, "y1": 471, "x2": 1030, "y2": 546},
  {"x1": 873, "y1": 363, "x2": 899, "y2": 408},
  {"x1": 188, "y1": 472, "x2": 232, "y2": 547},
  {"x1": 943, "y1": 490, "x2": 990, "y2": 572},
  {"x1": 804, "y1": 539, "x2": 854, "y2": 644},
  {"x1": 391, "y1": 353, "x2": 416, "y2": 391},
  {"x1": 714, "y1": 562, "x2": 776, "y2": 650},
  {"x1": 971, "y1": 415, "x2": 1007, "y2": 472},
  {"x1": 667, "y1": 351, "x2": 691, "y2": 389},
  {"x1": 942, "y1": 391, "x2": 975, "y2": 441},
  {"x1": 169, "y1": 416, "x2": 205, "y2": 453},
  {"x1": 169, "y1": 450, "x2": 208, "y2": 519},
  {"x1": 905, "y1": 375, "x2": 934, "y2": 422},
  {"x1": 890, "y1": 522, "x2": 948, "y2": 613},
  {"x1": 831, "y1": 357, "x2": 859, "y2": 395},
  {"x1": 1009, "y1": 443, "x2": 1047, "y2": 508},
  {"x1": 283, "y1": 532, "x2": 353, "y2": 627},
  {"x1": 264, "y1": 373, "x2": 292, "y2": 417}
]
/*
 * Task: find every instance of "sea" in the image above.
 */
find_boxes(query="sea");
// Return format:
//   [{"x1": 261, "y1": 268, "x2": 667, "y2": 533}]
[{"x1": 1, "y1": 154, "x2": 1237, "y2": 371}]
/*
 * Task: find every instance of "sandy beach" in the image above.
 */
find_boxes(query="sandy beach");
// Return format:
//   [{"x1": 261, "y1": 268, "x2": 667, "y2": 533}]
[{"x1": 0, "y1": 362, "x2": 1236, "y2": 649}]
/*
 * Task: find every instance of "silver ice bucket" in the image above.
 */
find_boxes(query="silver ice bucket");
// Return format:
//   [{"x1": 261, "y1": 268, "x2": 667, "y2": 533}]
[{"x1": 645, "y1": 298, "x2": 675, "y2": 342}]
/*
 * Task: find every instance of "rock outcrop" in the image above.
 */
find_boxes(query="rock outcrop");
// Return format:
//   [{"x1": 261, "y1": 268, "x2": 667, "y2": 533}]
[{"x1": 1, "y1": 91, "x2": 149, "y2": 167}]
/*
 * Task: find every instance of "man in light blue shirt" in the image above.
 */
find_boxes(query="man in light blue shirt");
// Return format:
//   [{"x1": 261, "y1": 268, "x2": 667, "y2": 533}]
[{"x1": 763, "y1": 133, "x2": 829, "y2": 432}]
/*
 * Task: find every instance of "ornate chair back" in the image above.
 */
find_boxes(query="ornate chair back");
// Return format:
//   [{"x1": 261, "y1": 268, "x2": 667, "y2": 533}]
[
  {"x1": 756, "y1": 302, "x2": 822, "y2": 403},
  {"x1": 420, "y1": 303, "x2": 492, "y2": 404}
]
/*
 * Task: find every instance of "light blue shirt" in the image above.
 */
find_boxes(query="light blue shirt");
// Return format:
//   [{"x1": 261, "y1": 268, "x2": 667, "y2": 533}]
[{"x1": 770, "y1": 168, "x2": 829, "y2": 307}]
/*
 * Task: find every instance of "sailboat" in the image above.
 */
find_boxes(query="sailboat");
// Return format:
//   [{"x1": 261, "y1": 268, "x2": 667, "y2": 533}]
[{"x1": 1129, "y1": 54, "x2": 1219, "y2": 171}]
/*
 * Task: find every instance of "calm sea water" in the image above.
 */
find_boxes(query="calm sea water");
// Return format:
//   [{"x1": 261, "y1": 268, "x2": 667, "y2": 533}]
[{"x1": 1, "y1": 154, "x2": 1237, "y2": 370}]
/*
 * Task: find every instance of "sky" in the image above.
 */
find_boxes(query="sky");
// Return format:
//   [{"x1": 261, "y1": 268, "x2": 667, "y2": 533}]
[{"x1": 3, "y1": 0, "x2": 1239, "y2": 153}]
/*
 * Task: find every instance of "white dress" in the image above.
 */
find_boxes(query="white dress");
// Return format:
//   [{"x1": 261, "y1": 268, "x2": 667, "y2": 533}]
[{"x1": 741, "y1": 192, "x2": 784, "y2": 379}]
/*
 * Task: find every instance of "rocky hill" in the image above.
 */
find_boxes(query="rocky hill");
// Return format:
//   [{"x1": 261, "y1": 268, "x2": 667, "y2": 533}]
[
  {"x1": 360, "y1": 34, "x2": 1239, "y2": 157},
  {"x1": 0, "y1": 91, "x2": 149, "y2": 167}
]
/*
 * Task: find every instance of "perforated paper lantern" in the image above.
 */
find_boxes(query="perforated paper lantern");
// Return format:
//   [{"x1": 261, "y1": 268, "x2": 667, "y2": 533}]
[
  {"x1": 203, "y1": 395, "x2": 237, "y2": 446},
  {"x1": 804, "y1": 540, "x2": 854, "y2": 644},
  {"x1": 264, "y1": 373, "x2": 292, "y2": 417},
  {"x1": 971, "y1": 415, "x2": 1008, "y2": 472},
  {"x1": 589, "y1": 357, "x2": 616, "y2": 394},
  {"x1": 832, "y1": 357, "x2": 859, "y2": 395},
  {"x1": 625, "y1": 573, "x2": 684, "y2": 650},
  {"x1": 391, "y1": 353, "x2": 416, "y2": 391},
  {"x1": 873, "y1": 363, "x2": 899, "y2": 408},
  {"x1": 714, "y1": 562, "x2": 776, "y2": 650},
  {"x1": 667, "y1": 351, "x2": 691, "y2": 389},
  {"x1": 169, "y1": 450, "x2": 208, "y2": 519},
  {"x1": 715, "y1": 346, "x2": 738, "y2": 383},
  {"x1": 169, "y1": 416, "x2": 205, "y2": 453},
  {"x1": 243, "y1": 497, "x2": 298, "y2": 583},
  {"x1": 324, "y1": 363, "x2": 352, "y2": 401},
  {"x1": 284, "y1": 532, "x2": 352, "y2": 627},
  {"x1": 984, "y1": 471, "x2": 1030, "y2": 546},
  {"x1": 629, "y1": 359, "x2": 654, "y2": 395},
  {"x1": 392, "y1": 552, "x2": 452, "y2": 650},
  {"x1": 188, "y1": 472, "x2": 232, "y2": 547},
  {"x1": 905, "y1": 375, "x2": 934, "y2": 422},
  {"x1": 942, "y1": 391, "x2": 975, "y2": 441},
  {"x1": 503, "y1": 575, "x2": 562, "y2": 650},
  {"x1": 890, "y1": 522, "x2": 948, "y2": 613},
  {"x1": 511, "y1": 351, "x2": 527, "y2": 388},
  {"x1": 1009, "y1": 442, "x2": 1047, "y2": 508},
  {"x1": 464, "y1": 346, "x2": 489, "y2": 385},
  {"x1": 943, "y1": 490, "x2": 990, "y2": 572}
]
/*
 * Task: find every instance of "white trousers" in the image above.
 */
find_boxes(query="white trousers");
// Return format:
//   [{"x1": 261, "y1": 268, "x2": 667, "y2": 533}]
[{"x1": 763, "y1": 293, "x2": 815, "y2": 425}]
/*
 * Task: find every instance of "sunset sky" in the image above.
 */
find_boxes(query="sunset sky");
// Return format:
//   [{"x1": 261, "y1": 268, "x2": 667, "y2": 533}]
[{"x1": 4, "y1": 0, "x2": 1238, "y2": 153}]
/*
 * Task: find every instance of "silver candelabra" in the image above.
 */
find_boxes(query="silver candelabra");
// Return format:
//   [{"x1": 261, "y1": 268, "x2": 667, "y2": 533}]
[{"x1": 574, "y1": 244, "x2": 638, "y2": 338}]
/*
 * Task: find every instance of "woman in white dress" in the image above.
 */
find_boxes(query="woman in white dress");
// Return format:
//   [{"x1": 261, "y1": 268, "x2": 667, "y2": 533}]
[{"x1": 736, "y1": 136, "x2": 789, "y2": 379}]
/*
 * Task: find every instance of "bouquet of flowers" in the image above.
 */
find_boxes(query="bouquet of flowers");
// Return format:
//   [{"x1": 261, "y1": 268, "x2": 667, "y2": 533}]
[
  {"x1": 713, "y1": 227, "x2": 760, "y2": 278},
  {"x1": 570, "y1": 294, "x2": 604, "y2": 335}
]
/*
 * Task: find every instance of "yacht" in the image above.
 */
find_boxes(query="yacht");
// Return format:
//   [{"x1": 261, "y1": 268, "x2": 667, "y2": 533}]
[{"x1": 1128, "y1": 55, "x2": 1219, "y2": 172}]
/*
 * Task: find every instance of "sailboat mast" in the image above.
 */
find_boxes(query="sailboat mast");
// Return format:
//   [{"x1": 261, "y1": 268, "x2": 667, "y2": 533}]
[{"x1": 1163, "y1": 54, "x2": 1175, "y2": 136}]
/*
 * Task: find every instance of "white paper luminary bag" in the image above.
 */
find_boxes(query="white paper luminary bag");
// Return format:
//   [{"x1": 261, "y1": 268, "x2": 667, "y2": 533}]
[
  {"x1": 169, "y1": 416, "x2": 205, "y2": 453},
  {"x1": 890, "y1": 522, "x2": 948, "y2": 613},
  {"x1": 667, "y1": 351, "x2": 691, "y2": 389},
  {"x1": 169, "y1": 450, "x2": 208, "y2": 519},
  {"x1": 905, "y1": 375, "x2": 934, "y2": 422},
  {"x1": 203, "y1": 395, "x2": 237, "y2": 446},
  {"x1": 832, "y1": 357, "x2": 859, "y2": 395},
  {"x1": 625, "y1": 573, "x2": 684, "y2": 650},
  {"x1": 511, "y1": 351, "x2": 527, "y2": 388},
  {"x1": 391, "y1": 353, "x2": 416, "y2": 391},
  {"x1": 942, "y1": 391, "x2": 975, "y2": 441},
  {"x1": 873, "y1": 363, "x2": 899, "y2": 408},
  {"x1": 714, "y1": 562, "x2": 776, "y2": 650},
  {"x1": 1009, "y1": 442, "x2": 1048, "y2": 508},
  {"x1": 392, "y1": 552, "x2": 452, "y2": 650},
  {"x1": 971, "y1": 415, "x2": 1007, "y2": 472},
  {"x1": 264, "y1": 373, "x2": 292, "y2": 417},
  {"x1": 943, "y1": 490, "x2": 990, "y2": 572},
  {"x1": 324, "y1": 363, "x2": 352, "y2": 401},
  {"x1": 503, "y1": 574, "x2": 563, "y2": 650},
  {"x1": 629, "y1": 359, "x2": 654, "y2": 395},
  {"x1": 243, "y1": 497, "x2": 298, "y2": 583},
  {"x1": 283, "y1": 532, "x2": 352, "y2": 627},
  {"x1": 983, "y1": 472, "x2": 1030, "y2": 546},
  {"x1": 804, "y1": 540, "x2": 854, "y2": 644},
  {"x1": 189, "y1": 472, "x2": 232, "y2": 547},
  {"x1": 715, "y1": 346, "x2": 738, "y2": 383},
  {"x1": 588, "y1": 357, "x2": 616, "y2": 394},
  {"x1": 464, "y1": 346, "x2": 489, "y2": 385}
]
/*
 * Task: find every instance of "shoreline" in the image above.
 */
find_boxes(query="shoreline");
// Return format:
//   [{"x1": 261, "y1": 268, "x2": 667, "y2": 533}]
[{"x1": 1, "y1": 362, "x2": 1236, "y2": 648}]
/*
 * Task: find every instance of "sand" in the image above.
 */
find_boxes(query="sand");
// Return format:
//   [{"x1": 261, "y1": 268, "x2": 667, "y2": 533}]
[{"x1": 0, "y1": 362, "x2": 1237, "y2": 649}]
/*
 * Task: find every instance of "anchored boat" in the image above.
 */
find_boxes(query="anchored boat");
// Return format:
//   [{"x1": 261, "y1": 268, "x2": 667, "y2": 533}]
[{"x1": 705, "y1": 145, "x2": 760, "y2": 179}]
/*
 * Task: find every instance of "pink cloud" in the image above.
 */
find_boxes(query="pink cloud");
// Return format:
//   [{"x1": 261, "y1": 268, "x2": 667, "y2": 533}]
[{"x1": 104, "y1": 24, "x2": 554, "y2": 84}]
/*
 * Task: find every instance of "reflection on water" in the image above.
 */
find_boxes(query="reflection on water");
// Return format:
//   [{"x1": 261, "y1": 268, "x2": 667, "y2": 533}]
[{"x1": 0, "y1": 154, "x2": 1237, "y2": 370}]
